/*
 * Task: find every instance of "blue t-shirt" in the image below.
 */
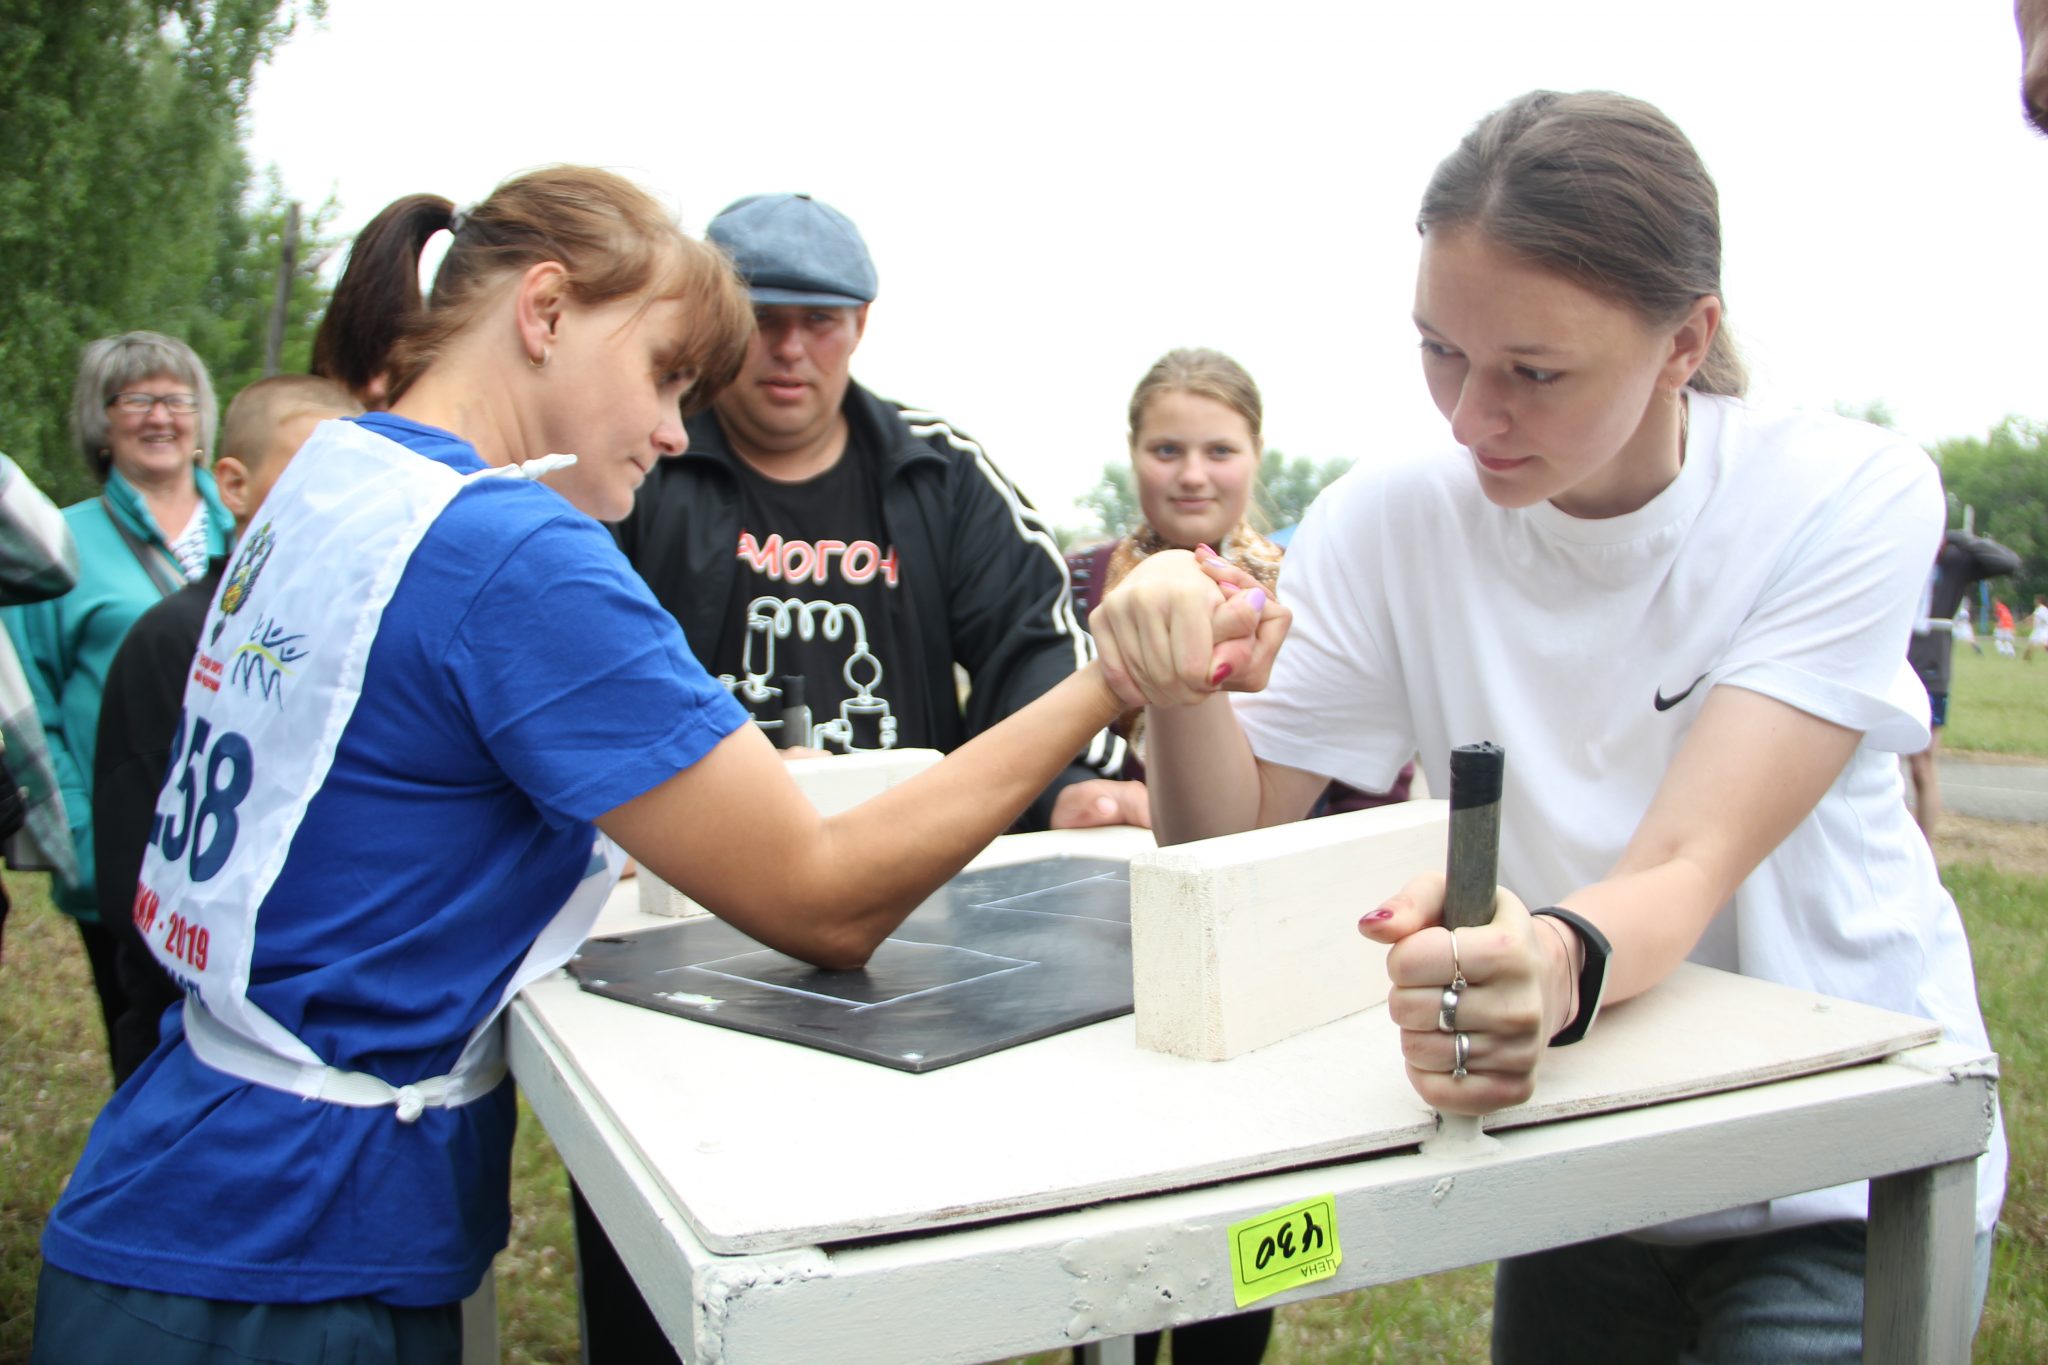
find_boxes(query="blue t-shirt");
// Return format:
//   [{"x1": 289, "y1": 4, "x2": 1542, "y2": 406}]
[{"x1": 42, "y1": 414, "x2": 747, "y2": 1305}]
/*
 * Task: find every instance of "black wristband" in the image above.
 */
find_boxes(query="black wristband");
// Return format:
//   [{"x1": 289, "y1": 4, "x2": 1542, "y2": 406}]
[{"x1": 1531, "y1": 906, "x2": 1610, "y2": 1047}]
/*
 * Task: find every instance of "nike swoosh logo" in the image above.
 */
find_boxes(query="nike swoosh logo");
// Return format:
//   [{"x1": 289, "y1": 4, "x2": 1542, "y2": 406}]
[{"x1": 1654, "y1": 673, "x2": 1708, "y2": 712}]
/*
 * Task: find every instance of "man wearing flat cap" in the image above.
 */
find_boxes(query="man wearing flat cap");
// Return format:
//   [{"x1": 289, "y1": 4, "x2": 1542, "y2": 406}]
[
  {"x1": 614, "y1": 192, "x2": 1125, "y2": 822},
  {"x1": 593, "y1": 192, "x2": 1130, "y2": 1362}
]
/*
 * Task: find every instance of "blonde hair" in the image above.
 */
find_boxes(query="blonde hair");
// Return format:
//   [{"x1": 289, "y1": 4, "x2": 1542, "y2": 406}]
[
  {"x1": 325, "y1": 167, "x2": 754, "y2": 409},
  {"x1": 220, "y1": 375, "x2": 360, "y2": 471},
  {"x1": 1127, "y1": 348, "x2": 1263, "y2": 446}
]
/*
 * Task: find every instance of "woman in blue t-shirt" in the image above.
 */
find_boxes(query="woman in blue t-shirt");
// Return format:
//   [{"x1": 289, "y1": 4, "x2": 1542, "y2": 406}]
[{"x1": 30, "y1": 166, "x2": 1252, "y2": 1364}]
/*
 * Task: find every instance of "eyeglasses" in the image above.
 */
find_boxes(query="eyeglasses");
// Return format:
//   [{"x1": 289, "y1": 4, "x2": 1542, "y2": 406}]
[{"x1": 107, "y1": 392, "x2": 199, "y2": 415}]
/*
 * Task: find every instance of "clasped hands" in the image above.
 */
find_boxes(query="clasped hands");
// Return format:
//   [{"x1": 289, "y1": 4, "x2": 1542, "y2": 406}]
[{"x1": 1088, "y1": 545, "x2": 1291, "y2": 710}]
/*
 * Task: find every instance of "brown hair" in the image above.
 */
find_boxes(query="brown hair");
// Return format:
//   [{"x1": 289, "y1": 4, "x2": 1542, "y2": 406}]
[
  {"x1": 311, "y1": 196, "x2": 447, "y2": 404},
  {"x1": 322, "y1": 167, "x2": 753, "y2": 410},
  {"x1": 1127, "y1": 348, "x2": 1264, "y2": 446},
  {"x1": 221, "y1": 374, "x2": 360, "y2": 471},
  {"x1": 1418, "y1": 91, "x2": 1746, "y2": 396}
]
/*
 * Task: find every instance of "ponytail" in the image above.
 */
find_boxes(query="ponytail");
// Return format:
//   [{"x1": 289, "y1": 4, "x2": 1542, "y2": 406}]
[{"x1": 310, "y1": 194, "x2": 452, "y2": 404}]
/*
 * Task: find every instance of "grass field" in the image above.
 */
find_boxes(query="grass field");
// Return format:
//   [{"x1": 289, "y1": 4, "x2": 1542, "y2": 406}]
[
  {"x1": 1944, "y1": 642, "x2": 2048, "y2": 757},
  {"x1": 2, "y1": 798, "x2": 2043, "y2": 1360}
]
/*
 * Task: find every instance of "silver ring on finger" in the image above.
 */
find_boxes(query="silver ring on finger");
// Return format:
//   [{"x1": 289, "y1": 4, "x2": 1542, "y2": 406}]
[
  {"x1": 1453, "y1": 1031, "x2": 1470, "y2": 1080},
  {"x1": 1447, "y1": 927, "x2": 1467, "y2": 992},
  {"x1": 1438, "y1": 987, "x2": 1460, "y2": 1033}
]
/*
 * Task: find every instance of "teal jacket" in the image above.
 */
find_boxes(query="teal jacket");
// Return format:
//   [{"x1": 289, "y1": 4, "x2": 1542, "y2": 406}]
[{"x1": 2, "y1": 468, "x2": 231, "y2": 920}]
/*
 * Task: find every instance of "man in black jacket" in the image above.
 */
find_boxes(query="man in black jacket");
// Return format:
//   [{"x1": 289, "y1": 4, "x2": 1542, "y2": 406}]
[
  {"x1": 613, "y1": 192, "x2": 1126, "y2": 828},
  {"x1": 95, "y1": 376, "x2": 358, "y2": 1083},
  {"x1": 592, "y1": 192, "x2": 1132, "y2": 1365}
]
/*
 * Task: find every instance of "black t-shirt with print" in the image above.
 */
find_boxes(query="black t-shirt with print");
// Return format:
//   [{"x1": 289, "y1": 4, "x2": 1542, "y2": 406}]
[{"x1": 709, "y1": 431, "x2": 925, "y2": 753}]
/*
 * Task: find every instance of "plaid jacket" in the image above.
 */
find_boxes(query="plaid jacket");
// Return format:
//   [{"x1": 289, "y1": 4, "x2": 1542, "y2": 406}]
[{"x1": 0, "y1": 454, "x2": 80, "y2": 891}]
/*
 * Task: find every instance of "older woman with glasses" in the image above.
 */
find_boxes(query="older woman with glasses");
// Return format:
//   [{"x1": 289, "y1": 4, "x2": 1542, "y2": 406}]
[{"x1": 3, "y1": 330, "x2": 231, "y2": 1081}]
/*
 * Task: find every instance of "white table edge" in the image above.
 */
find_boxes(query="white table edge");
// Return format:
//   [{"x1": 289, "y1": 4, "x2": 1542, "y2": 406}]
[{"x1": 508, "y1": 997, "x2": 1993, "y2": 1365}]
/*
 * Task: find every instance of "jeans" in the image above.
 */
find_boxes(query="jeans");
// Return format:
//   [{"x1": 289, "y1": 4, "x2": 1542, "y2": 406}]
[
  {"x1": 1492, "y1": 1220, "x2": 1993, "y2": 1365},
  {"x1": 32, "y1": 1263, "x2": 462, "y2": 1365}
]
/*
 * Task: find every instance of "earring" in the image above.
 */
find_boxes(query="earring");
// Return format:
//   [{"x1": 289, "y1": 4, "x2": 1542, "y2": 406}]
[{"x1": 530, "y1": 347, "x2": 551, "y2": 370}]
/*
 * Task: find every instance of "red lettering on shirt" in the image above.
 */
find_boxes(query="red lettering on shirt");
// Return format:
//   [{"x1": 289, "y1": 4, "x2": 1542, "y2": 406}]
[
  {"x1": 735, "y1": 532, "x2": 899, "y2": 588},
  {"x1": 737, "y1": 532, "x2": 781, "y2": 575}
]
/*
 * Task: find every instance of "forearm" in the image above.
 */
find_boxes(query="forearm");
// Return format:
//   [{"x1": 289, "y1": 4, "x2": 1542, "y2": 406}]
[
  {"x1": 812, "y1": 665, "x2": 1125, "y2": 953},
  {"x1": 1145, "y1": 695, "x2": 1264, "y2": 844},
  {"x1": 613, "y1": 664, "x2": 1129, "y2": 972},
  {"x1": 1549, "y1": 856, "x2": 1721, "y2": 1005},
  {"x1": 1550, "y1": 688, "x2": 1862, "y2": 1006}
]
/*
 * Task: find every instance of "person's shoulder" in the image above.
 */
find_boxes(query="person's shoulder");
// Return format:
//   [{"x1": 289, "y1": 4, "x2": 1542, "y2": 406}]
[
  {"x1": 1065, "y1": 537, "x2": 1118, "y2": 570},
  {"x1": 60, "y1": 495, "x2": 112, "y2": 530},
  {"x1": 126, "y1": 574, "x2": 214, "y2": 645},
  {"x1": 1700, "y1": 394, "x2": 1940, "y2": 543},
  {"x1": 104, "y1": 579, "x2": 209, "y2": 684},
  {"x1": 1706, "y1": 394, "x2": 1932, "y2": 488},
  {"x1": 435, "y1": 478, "x2": 607, "y2": 567},
  {"x1": 863, "y1": 387, "x2": 987, "y2": 463}
]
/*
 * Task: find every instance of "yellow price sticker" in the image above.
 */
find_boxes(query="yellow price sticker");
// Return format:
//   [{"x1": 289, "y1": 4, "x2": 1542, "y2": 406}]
[{"x1": 1227, "y1": 1194, "x2": 1343, "y2": 1308}]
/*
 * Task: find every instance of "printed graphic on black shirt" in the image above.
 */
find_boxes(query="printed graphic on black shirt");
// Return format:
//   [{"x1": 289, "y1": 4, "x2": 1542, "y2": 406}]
[{"x1": 711, "y1": 436, "x2": 924, "y2": 753}]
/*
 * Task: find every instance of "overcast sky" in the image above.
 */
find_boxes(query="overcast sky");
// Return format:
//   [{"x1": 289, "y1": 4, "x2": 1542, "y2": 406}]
[{"x1": 245, "y1": 1, "x2": 2047, "y2": 527}]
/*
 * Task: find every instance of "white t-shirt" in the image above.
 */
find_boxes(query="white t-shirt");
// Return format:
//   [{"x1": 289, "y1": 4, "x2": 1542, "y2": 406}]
[
  {"x1": 1235, "y1": 392, "x2": 2004, "y2": 1240},
  {"x1": 2032, "y1": 604, "x2": 2048, "y2": 637}
]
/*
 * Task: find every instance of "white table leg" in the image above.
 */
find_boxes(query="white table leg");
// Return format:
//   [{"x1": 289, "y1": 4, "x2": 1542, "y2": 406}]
[
  {"x1": 1078, "y1": 1335, "x2": 1136, "y2": 1365},
  {"x1": 1863, "y1": 1158, "x2": 1976, "y2": 1365}
]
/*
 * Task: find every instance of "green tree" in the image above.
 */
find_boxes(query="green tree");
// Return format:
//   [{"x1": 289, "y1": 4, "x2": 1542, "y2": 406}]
[
  {"x1": 0, "y1": 1, "x2": 329, "y2": 505},
  {"x1": 1932, "y1": 417, "x2": 2048, "y2": 606},
  {"x1": 1074, "y1": 463, "x2": 1139, "y2": 546},
  {"x1": 1833, "y1": 398, "x2": 1896, "y2": 430},
  {"x1": 1254, "y1": 449, "x2": 1352, "y2": 530}
]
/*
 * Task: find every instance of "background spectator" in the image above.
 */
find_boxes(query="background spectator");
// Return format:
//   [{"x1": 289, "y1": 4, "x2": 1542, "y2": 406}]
[
  {"x1": 1, "y1": 331, "x2": 230, "y2": 1078},
  {"x1": 95, "y1": 374, "x2": 359, "y2": 1083},
  {"x1": 1906, "y1": 527, "x2": 2019, "y2": 839}
]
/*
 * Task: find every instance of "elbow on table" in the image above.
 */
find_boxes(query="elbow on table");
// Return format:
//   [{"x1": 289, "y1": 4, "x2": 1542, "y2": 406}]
[
  {"x1": 784, "y1": 918, "x2": 886, "y2": 973},
  {"x1": 731, "y1": 888, "x2": 892, "y2": 973}
]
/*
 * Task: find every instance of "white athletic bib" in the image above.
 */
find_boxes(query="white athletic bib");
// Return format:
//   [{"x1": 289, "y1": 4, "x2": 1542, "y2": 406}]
[{"x1": 133, "y1": 421, "x2": 617, "y2": 1118}]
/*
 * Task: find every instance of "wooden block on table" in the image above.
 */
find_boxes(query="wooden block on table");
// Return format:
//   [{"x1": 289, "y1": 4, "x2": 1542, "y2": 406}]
[
  {"x1": 637, "y1": 748, "x2": 945, "y2": 918},
  {"x1": 1132, "y1": 800, "x2": 1448, "y2": 1061}
]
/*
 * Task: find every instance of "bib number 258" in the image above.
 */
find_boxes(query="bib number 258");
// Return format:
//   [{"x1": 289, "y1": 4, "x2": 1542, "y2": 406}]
[{"x1": 152, "y1": 710, "x2": 255, "y2": 882}]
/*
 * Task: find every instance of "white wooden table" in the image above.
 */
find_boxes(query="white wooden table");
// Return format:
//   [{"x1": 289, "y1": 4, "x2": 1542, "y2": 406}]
[{"x1": 506, "y1": 828, "x2": 1995, "y2": 1364}]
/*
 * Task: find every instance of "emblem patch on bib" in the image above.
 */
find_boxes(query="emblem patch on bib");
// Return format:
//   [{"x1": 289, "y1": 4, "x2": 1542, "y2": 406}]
[{"x1": 211, "y1": 521, "x2": 276, "y2": 645}]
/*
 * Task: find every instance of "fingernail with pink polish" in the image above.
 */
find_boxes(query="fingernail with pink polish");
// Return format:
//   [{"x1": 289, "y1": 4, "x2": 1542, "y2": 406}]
[
  {"x1": 1210, "y1": 662, "x2": 1233, "y2": 686},
  {"x1": 1362, "y1": 907, "x2": 1395, "y2": 924},
  {"x1": 1195, "y1": 543, "x2": 1217, "y2": 559},
  {"x1": 1246, "y1": 589, "x2": 1267, "y2": 613}
]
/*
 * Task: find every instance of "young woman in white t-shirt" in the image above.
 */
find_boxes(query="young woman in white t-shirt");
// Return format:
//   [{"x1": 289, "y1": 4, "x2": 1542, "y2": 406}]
[{"x1": 1090, "y1": 90, "x2": 2002, "y2": 1363}]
